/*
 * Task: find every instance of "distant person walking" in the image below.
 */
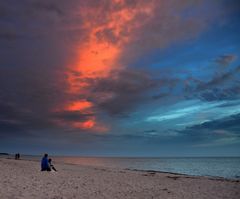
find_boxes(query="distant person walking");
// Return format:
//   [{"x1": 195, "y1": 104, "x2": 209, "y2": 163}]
[{"x1": 41, "y1": 154, "x2": 51, "y2": 171}]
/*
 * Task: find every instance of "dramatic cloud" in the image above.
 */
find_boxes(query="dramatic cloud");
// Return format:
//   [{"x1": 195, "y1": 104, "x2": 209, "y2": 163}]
[
  {"x1": 215, "y1": 54, "x2": 237, "y2": 66},
  {"x1": 196, "y1": 66, "x2": 240, "y2": 91},
  {"x1": 178, "y1": 113, "x2": 240, "y2": 147},
  {"x1": 87, "y1": 69, "x2": 159, "y2": 116},
  {"x1": 0, "y1": 0, "x2": 239, "y2": 155},
  {"x1": 184, "y1": 65, "x2": 240, "y2": 102},
  {"x1": 198, "y1": 86, "x2": 240, "y2": 102},
  {"x1": 187, "y1": 114, "x2": 240, "y2": 132}
]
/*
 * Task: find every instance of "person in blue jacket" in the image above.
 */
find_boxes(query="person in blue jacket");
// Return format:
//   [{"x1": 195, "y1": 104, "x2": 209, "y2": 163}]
[{"x1": 41, "y1": 153, "x2": 51, "y2": 171}]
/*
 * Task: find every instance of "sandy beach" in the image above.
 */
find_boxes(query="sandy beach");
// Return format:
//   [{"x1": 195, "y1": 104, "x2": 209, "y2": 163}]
[{"x1": 0, "y1": 158, "x2": 239, "y2": 199}]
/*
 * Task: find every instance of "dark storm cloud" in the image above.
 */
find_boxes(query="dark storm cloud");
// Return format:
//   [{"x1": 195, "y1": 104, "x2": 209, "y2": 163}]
[
  {"x1": 198, "y1": 86, "x2": 240, "y2": 102},
  {"x1": 151, "y1": 93, "x2": 170, "y2": 100},
  {"x1": 0, "y1": 120, "x2": 23, "y2": 134},
  {"x1": 179, "y1": 113, "x2": 240, "y2": 137},
  {"x1": 0, "y1": 0, "x2": 230, "y2": 126},
  {"x1": 85, "y1": 69, "x2": 176, "y2": 116},
  {"x1": 0, "y1": 0, "x2": 239, "y2": 155},
  {"x1": 52, "y1": 111, "x2": 93, "y2": 122},
  {"x1": 0, "y1": 101, "x2": 55, "y2": 137},
  {"x1": 69, "y1": 58, "x2": 240, "y2": 119},
  {"x1": 0, "y1": 103, "x2": 25, "y2": 133},
  {"x1": 0, "y1": 29, "x2": 20, "y2": 41},
  {"x1": 0, "y1": 0, "x2": 88, "y2": 44},
  {"x1": 184, "y1": 65, "x2": 240, "y2": 102},
  {"x1": 194, "y1": 114, "x2": 239, "y2": 131},
  {"x1": 0, "y1": 0, "x2": 90, "y2": 137},
  {"x1": 167, "y1": 113, "x2": 240, "y2": 147},
  {"x1": 215, "y1": 54, "x2": 237, "y2": 66},
  {"x1": 0, "y1": 0, "x2": 169, "y2": 136},
  {"x1": 0, "y1": 67, "x2": 67, "y2": 108},
  {"x1": 0, "y1": 65, "x2": 69, "y2": 137},
  {"x1": 119, "y1": 0, "x2": 223, "y2": 65},
  {"x1": 88, "y1": 70, "x2": 157, "y2": 116},
  {"x1": 31, "y1": 1, "x2": 65, "y2": 16},
  {"x1": 143, "y1": 129, "x2": 157, "y2": 133},
  {"x1": 196, "y1": 66, "x2": 240, "y2": 91}
]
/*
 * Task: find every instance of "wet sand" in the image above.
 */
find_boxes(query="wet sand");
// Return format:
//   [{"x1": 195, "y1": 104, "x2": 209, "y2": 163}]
[{"x1": 0, "y1": 158, "x2": 239, "y2": 199}]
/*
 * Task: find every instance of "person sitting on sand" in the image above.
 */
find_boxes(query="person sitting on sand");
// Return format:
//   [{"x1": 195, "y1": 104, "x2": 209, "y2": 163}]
[
  {"x1": 48, "y1": 158, "x2": 57, "y2": 172},
  {"x1": 41, "y1": 154, "x2": 51, "y2": 171}
]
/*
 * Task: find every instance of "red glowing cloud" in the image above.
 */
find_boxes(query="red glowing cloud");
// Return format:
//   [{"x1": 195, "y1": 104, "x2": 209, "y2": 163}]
[{"x1": 62, "y1": 1, "x2": 155, "y2": 132}]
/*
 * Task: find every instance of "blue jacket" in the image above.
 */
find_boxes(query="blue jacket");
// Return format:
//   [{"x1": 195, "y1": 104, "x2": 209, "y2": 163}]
[{"x1": 41, "y1": 157, "x2": 49, "y2": 170}]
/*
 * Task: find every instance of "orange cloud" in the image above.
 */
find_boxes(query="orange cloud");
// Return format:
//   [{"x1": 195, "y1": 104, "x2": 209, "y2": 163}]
[
  {"x1": 66, "y1": 100, "x2": 92, "y2": 112},
  {"x1": 64, "y1": 1, "x2": 155, "y2": 132},
  {"x1": 73, "y1": 119, "x2": 95, "y2": 129}
]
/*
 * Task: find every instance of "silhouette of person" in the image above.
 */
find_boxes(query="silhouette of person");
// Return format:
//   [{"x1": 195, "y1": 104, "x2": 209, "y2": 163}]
[
  {"x1": 15, "y1": 153, "x2": 20, "y2": 160},
  {"x1": 41, "y1": 154, "x2": 51, "y2": 171},
  {"x1": 48, "y1": 158, "x2": 57, "y2": 172}
]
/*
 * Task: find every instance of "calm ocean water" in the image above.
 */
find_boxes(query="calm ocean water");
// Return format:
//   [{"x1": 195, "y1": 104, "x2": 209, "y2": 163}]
[
  {"x1": 53, "y1": 156, "x2": 240, "y2": 179},
  {"x1": 3, "y1": 155, "x2": 240, "y2": 179}
]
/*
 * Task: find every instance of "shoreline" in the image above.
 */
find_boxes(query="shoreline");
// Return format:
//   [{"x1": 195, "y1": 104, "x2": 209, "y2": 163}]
[
  {"x1": 1, "y1": 155, "x2": 239, "y2": 181},
  {"x1": 1, "y1": 158, "x2": 240, "y2": 199},
  {"x1": 1, "y1": 156, "x2": 239, "y2": 181},
  {"x1": 126, "y1": 169, "x2": 240, "y2": 183}
]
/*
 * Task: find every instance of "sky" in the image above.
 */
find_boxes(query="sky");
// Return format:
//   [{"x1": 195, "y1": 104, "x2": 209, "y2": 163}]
[{"x1": 0, "y1": 0, "x2": 240, "y2": 156}]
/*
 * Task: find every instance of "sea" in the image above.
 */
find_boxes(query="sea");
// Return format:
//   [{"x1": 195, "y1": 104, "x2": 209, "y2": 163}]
[
  {"x1": 56, "y1": 156, "x2": 240, "y2": 179},
  {"x1": 2, "y1": 155, "x2": 240, "y2": 179}
]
